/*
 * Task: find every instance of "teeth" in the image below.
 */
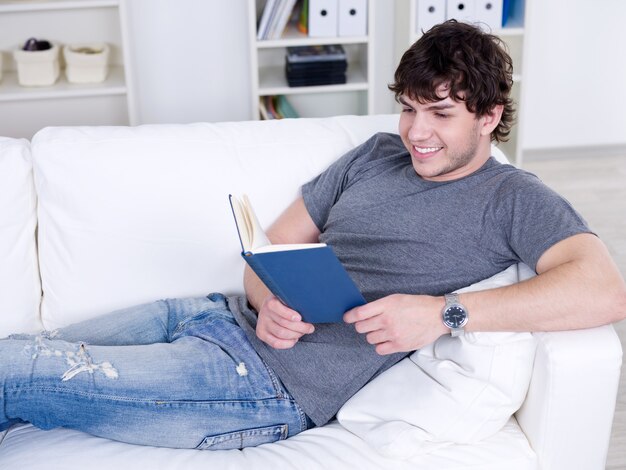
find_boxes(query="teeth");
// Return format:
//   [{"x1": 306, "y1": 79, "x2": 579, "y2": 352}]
[{"x1": 415, "y1": 146, "x2": 441, "y2": 154}]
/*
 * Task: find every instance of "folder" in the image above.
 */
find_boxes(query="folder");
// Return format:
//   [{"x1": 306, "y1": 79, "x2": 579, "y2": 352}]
[
  {"x1": 338, "y1": 0, "x2": 367, "y2": 37},
  {"x1": 474, "y1": 0, "x2": 503, "y2": 31},
  {"x1": 257, "y1": 0, "x2": 279, "y2": 40},
  {"x1": 416, "y1": 0, "x2": 446, "y2": 35},
  {"x1": 445, "y1": 0, "x2": 476, "y2": 23},
  {"x1": 268, "y1": 0, "x2": 298, "y2": 39},
  {"x1": 308, "y1": 0, "x2": 338, "y2": 37}
]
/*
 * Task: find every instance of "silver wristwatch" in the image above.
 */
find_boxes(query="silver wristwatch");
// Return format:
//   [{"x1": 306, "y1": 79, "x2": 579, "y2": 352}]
[{"x1": 442, "y1": 293, "x2": 469, "y2": 337}]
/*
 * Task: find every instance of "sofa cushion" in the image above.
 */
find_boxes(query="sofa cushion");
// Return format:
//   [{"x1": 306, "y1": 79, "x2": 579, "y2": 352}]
[
  {"x1": 31, "y1": 115, "x2": 399, "y2": 328},
  {"x1": 337, "y1": 264, "x2": 537, "y2": 459},
  {"x1": 0, "y1": 418, "x2": 537, "y2": 470},
  {"x1": 0, "y1": 137, "x2": 42, "y2": 337}
]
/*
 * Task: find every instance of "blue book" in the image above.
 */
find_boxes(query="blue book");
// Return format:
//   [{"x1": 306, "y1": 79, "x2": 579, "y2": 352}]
[{"x1": 229, "y1": 194, "x2": 366, "y2": 323}]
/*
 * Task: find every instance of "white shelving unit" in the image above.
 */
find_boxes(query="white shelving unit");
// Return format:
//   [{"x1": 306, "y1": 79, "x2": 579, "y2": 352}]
[
  {"x1": 403, "y1": 0, "x2": 529, "y2": 165},
  {"x1": 248, "y1": 0, "x2": 375, "y2": 119},
  {"x1": 0, "y1": 0, "x2": 135, "y2": 138}
]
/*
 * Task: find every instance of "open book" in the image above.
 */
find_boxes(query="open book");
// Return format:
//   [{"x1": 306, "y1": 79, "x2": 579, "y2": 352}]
[{"x1": 228, "y1": 194, "x2": 365, "y2": 323}]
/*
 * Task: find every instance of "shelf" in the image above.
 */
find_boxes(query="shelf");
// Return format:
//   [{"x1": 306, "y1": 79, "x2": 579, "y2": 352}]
[
  {"x1": 258, "y1": 65, "x2": 368, "y2": 96},
  {"x1": 0, "y1": 0, "x2": 118, "y2": 13},
  {"x1": 257, "y1": 24, "x2": 368, "y2": 49},
  {"x1": 0, "y1": 65, "x2": 126, "y2": 102},
  {"x1": 411, "y1": 26, "x2": 524, "y2": 44},
  {"x1": 249, "y1": 0, "x2": 374, "y2": 118},
  {"x1": 494, "y1": 27, "x2": 525, "y2": 37}
]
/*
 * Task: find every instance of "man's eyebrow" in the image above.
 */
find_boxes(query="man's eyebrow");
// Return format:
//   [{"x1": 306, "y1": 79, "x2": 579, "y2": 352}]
[
  {"x1": 425, "y1": 102, "x2": 455, "y2": 111},
  {"x1": 398, "y1": 96, "x2": 457, "y2": 111}
]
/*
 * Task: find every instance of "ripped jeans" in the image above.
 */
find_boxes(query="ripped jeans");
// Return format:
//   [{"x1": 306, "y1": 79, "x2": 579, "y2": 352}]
[{"x1": 0, "y1": 293, "x2": 311, "y2": 449}]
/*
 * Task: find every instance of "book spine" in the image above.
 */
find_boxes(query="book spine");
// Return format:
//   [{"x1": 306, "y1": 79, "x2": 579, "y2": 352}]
[{"x1": 244, "y1": 254, "x2": 294, "y2": 308}]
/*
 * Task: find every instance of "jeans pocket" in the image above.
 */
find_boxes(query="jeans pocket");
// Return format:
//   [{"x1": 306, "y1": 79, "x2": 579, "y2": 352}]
[{"x1": 197, "y1": 424, "x2": 289, "y2": 450}]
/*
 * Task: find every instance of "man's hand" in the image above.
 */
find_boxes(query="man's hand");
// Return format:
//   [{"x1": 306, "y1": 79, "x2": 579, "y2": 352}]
[
  {"x1": 256, "y1": 295, "x2": 315, "y2": 349},
  {"x1": 344, "y1": 294, "x2": 447, "y2": 355}
]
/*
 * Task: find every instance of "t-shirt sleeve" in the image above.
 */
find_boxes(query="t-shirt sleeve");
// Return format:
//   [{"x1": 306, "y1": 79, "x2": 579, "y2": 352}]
[
  {"x1": 301, "y1": 133, "x2": 402, "y2": 231},
  {"x1": 490, "y1": 171, "x2": 593, "y2": 271}
]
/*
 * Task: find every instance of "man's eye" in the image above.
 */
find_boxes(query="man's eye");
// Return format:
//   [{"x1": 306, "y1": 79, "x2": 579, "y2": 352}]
[
  {"x1": 402, "y1": 107, "x2": 414, "y2": 113},
  {"x1": 435, "y1": 113, "x2": 449, "y2": 119}
]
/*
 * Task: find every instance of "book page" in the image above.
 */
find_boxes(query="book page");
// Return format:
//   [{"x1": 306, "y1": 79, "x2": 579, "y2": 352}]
[
  {"x1": 229, "y1": 194, "x2": 271, "y2": 252},
  {"x1": 242, "y1": 194, "x2": 271, "y2": 251},
  {"x1": 251, "y1": 242, "x2": 327, "y2": 254}
]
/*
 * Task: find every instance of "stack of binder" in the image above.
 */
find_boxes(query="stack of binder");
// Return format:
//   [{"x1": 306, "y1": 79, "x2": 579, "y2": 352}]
[{"x1": 285, "y1": 45, "x2": 347, "y2": 87}]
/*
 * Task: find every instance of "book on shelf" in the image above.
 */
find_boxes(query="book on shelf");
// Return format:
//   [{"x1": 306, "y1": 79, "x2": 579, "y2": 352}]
[
  {"x1": 259, "y1": 95, "x2": 299, "y2": 120},
  {"x1": 257, "y1": 0, "x2": 299, "y2": 40},
  {"x1": 297, "y1": 0, "x2": 309, "y2": 34},
  {"x1": 228, "y1": 194, "x2": 365, "y2": 323}
]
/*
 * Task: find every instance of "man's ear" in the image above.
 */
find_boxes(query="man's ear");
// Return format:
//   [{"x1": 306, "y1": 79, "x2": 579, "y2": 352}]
[{"x1": 479, "y1": 105, "x2": 504, "y2": 136}]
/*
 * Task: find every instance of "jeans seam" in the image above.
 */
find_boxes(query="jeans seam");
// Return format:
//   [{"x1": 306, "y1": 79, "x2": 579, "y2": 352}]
[
  {"x1": 9, "y1": 386, "x2": 301, "y2": 407},
  {"x1": 164, "y1": 299, "x2": 174, "y2": 342},
  {"x1": 257, "y1": 359, "x2": 309, "y2": 432},
  {"x1": 259, "y1": 358, "x2": 285, "y2": 399}
]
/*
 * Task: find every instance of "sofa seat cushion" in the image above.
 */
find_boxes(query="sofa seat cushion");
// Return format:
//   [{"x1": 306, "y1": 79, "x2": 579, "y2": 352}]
[
  {"x1": 0, "y1": 418, "x2": 537, "y2": 470},
  {"x1": 337, "y1": 265, "x2": 537, "y2": 459},
  {"x1": 0, "y1": 137, "x2": 42, "y2": 337}
]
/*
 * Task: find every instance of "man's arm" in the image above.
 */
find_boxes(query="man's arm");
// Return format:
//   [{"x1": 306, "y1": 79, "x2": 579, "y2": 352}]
[
  {"x1": 344, "y1": 233, "x2": 626, "y2": 355},
  {"x1": 244, "y1": 197, "x2": 321, "y2": 349}
]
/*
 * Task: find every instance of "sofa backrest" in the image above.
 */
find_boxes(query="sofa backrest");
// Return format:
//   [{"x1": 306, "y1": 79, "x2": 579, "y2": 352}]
[
  {"x1": 31, "y1": 115, "x2": 400, "y2": 329},
  {"x1": 0, "y1": 137, "x2": 42, "y2": 336}
]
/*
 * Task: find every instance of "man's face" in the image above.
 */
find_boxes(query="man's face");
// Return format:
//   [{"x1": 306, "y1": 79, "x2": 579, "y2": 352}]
[{"x1": 398, "y1": 89, "x2": 495, "y2": 182}]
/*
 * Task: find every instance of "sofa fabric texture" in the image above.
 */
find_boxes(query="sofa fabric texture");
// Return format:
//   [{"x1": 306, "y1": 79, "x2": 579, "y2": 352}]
[{"x1": 0, "y1": 137, "x2": 41, "y2": 337}]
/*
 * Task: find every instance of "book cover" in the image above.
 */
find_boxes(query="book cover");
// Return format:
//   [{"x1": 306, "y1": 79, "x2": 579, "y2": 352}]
[
  {"x1": 275, "y1": 95, "x2": 299, "y2": 118},
  {"x1": 229, "y1": 194, "x2": 365, "y2": 323},
  {"x1": 298, "y1": 0, "x2": 309, "y2": 34},
  {"x1": 257, "y1": 0, "x2": 279, "y2": 40},
  {"x1": 269, "y1": 0, "x2": 298, "y2": 40}
]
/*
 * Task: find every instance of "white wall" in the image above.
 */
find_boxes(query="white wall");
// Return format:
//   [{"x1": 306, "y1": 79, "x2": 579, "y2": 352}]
[
  {"x1": 125, "y1": 0, "x2": 396, "y2": 125},
  {"x1": 124, "y1": 1, "x2": 626, "y2": 151},
  {"x1": 125, "y1": 0, "x2": 251, "y2": 124},
  {"x1": 522, "y1": 0, "x2": 626, "y2": 150}
]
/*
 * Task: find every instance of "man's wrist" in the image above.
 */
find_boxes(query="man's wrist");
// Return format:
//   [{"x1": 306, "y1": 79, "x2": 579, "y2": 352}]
[{"x1": 441, "y1": 293, "x2": 469, "y2": 336}]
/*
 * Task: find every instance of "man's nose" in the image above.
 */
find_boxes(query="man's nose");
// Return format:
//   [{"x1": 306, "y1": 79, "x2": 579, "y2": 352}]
[{"x1": 408, "y1": 113, "x2": 431, "y2": 141}]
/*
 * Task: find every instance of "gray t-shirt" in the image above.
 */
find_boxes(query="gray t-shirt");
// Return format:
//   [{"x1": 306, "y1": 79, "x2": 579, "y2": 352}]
[{"x1": 230, "y1": 132, "x2": 591, "y2": 426}]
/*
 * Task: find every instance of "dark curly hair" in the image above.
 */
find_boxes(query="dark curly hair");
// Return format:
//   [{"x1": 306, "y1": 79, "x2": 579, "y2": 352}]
[{"x1": 389, "y1": 20, "x2": 515, "y2": 143}]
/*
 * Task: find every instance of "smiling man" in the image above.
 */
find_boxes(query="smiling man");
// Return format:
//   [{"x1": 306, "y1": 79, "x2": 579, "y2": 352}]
[
  {"x1": 245, "y1": 19, "x2": 626, "y2": 413},
  {"x1": 397, "y1": 92, "x2": 496, "y2": 181}
]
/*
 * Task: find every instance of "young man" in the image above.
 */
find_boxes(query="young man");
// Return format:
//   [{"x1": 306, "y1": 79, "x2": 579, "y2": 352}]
[{"x1": 2, "y1": 20, "x2": 625, "y2": 450}]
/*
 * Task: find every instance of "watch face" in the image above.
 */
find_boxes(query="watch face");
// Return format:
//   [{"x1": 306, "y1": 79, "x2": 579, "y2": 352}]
[{"x1": 443, "y1": 305, "x2": 467, "y2": 329}]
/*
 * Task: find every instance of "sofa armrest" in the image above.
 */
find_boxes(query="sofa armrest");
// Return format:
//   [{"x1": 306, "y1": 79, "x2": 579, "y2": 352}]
[{"x1": 515, "y1": 324, "x2": 623, "y2": 470}]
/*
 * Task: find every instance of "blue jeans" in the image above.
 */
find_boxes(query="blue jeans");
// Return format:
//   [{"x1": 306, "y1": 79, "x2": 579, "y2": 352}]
[{"x1": 0, "y1": 293, "x2": 311, "y2": 449}]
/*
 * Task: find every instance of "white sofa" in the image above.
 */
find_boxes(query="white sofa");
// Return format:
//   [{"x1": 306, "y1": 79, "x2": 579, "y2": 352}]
[{"x1": 0, "y1": 115, "x2": 622, "y2": 470}]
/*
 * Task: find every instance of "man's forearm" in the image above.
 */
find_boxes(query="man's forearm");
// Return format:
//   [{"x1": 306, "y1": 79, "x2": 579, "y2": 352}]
[
  {"x1": 244, "y1": 265, "x2": 272, "y2": 313},
  {"x1": 461, "y1": 235, "x2": 626, "y2": 333},
  {"x1": 345, "y1": 234, "x2": 626, "y2": 355}
]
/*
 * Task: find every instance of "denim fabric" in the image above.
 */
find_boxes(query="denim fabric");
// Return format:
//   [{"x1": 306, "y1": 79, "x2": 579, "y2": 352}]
[{"x1": 0, "y1": 293, "x2": 310, "y2": 449}]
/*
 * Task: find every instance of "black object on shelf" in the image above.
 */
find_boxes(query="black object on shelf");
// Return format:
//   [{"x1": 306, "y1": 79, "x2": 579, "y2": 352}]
[
  {"x1": 285, "y1": 44, "x2": 347, "y2": 87},
  {"x1": 23, "y1": 37, "x2": 52, "y2": 52}
]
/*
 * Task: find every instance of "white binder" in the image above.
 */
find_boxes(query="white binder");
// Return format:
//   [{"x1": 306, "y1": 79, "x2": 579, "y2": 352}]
[
  {"x1": 338, "y1": 0, "x2": 367, "y2": 37},
  {"x1": 445, "y1": 0, "x2": 476, "y2": 23},
  {"x1": 474, "y1": 0, "x2": 503, "y2": 30},
  {"x1": 308, "y1": 0, "x2": 339, "y2": 37},
  {"x1": 416, "y1": 0, "x2": 446, "y2": 35}
]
